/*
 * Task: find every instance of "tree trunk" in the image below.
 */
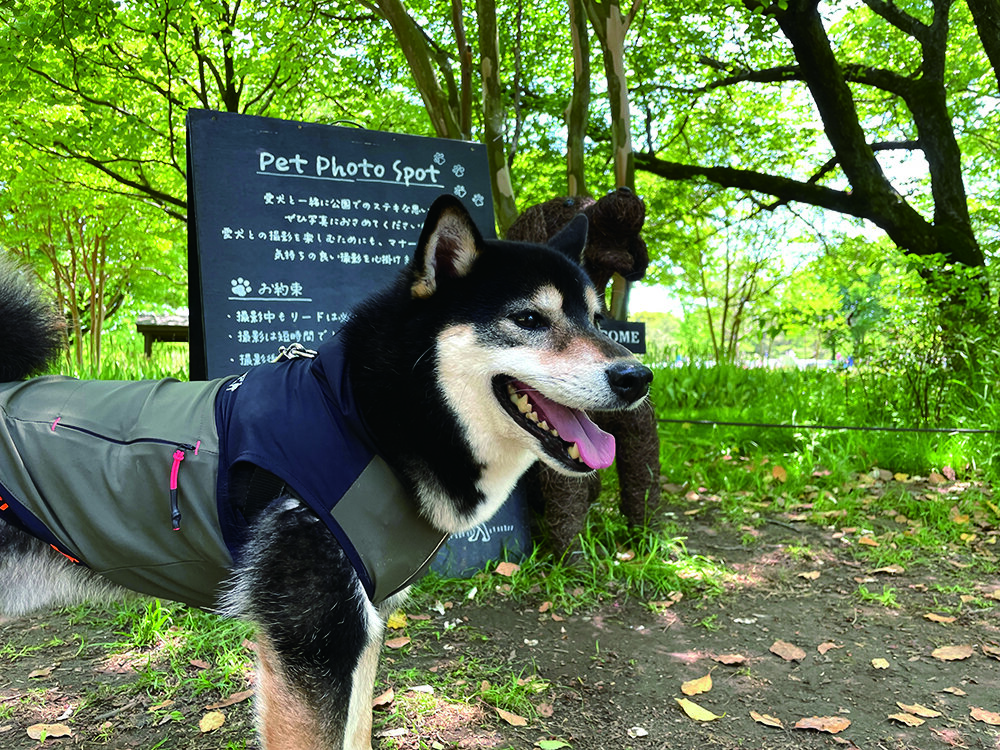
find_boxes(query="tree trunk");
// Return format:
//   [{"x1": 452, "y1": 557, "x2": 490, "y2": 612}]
[
  {"x1": 476, "y1": 0, "x2": 520, "y2": 235},
  {"x1": 375, "y1": 0, "x2": 463, "y2": 139},
  {"x1": 566, "y1": 0, "x2": 591, "y2": 196},
  {"x1": 584, "y1": 0, "x2": 641, "y2": 319}
]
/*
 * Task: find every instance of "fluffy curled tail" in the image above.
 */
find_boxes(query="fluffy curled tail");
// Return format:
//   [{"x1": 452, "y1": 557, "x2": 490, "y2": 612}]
[{"x1": 0, "y1": 257, "x2": 64, "y2": 381}]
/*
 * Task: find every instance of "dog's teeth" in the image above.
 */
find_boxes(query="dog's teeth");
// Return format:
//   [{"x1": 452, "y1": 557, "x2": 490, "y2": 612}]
[
  {"x1": 515, "y1": 394, "x2": 531, "y2": 414},
  {"x1": 527, "y1": 411, "x2": 539, "y2": 423},
  {"x1": 567, "y1": 443, "x2": 581, "y2": 460},
  {"x1": 538, "y1": 420, "x2": 549, "y2": 431},
  {"x1": 550, "y1": 427, "x2": 559, "y2": 437}
]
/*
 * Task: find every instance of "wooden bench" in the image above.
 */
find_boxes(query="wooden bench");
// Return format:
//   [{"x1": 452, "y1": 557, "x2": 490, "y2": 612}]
[{"x1": 135, "y1": 315, "x2": 189, "y2": 358}]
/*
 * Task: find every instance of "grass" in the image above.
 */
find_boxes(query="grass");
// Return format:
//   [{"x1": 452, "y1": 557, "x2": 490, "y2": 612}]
[{"x1": 24, "y1": 329, "x2": 998, "y2": 746}]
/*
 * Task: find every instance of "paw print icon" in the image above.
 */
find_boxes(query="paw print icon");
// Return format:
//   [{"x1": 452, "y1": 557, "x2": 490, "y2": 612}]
[{"x1": 231, "y1": 277, "x2": 252, "y2": 297}]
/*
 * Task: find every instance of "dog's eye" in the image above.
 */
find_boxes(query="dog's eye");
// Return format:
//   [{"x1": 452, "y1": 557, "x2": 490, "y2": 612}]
[
  {"x1": 511, "y1": 310, "x2": 547, "y2": 330},
  {"x1": 593, "y1": 313, "x2": 605, "y2": 329}
]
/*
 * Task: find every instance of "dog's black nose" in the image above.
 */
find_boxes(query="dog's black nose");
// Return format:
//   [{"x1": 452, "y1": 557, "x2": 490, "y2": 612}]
[{"x1": 607, "y1": 362, "x2": 653, "y2": 402}]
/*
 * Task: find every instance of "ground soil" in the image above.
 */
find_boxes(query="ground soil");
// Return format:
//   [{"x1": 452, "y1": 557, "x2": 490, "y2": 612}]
[{"x1": 1, "y1": 508, "x2": 998, "y2": 750}]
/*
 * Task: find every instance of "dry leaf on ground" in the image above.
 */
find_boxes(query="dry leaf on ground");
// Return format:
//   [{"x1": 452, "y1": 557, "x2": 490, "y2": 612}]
[
  {"x1": 750, "y1": 711, "x2": 783, "y2": 728},
  {"x1": 793, "y1": 715, "x2": 851, "y2": 734},
  {"x1": 675, "y1": 697, "x2": 722, "y2": 722},
  {"x1": 711, "y1": 653, "x2": 746, "y2": 665},
  {"x1": 495, "y1": 707, "x2": 528, "y2": 726},
  {"x1": 970, "y1": 707, "x2": 1000, "y2": 726},
  {"x1": 871, "y1": 564, "x2": 905, "y2": 574},
  {"x1": 372, "y1": 689, "x2": 395, "y2": 709},
  {"x1": 26, "y1": 724, "x2": 73, "y2": 740},
  {"x1": 385, "y1": 636, "x2": 411, "y2": 650},
  {"x1": 205, "y1": 689, "x2": 254, "y2": 710},
  {"x1": 386, "y1": 611, "x2": 407, "y2": 629},
  {"x1": 889, "y1": 713, "x2": 925, "y2": 727},
  {"x1": 931, "y1": 644, "x2": 974, "y2": 661},
  {"x1": 798, "y1": 571, "x2": 821, "y2": 580},
  {"x1": 681, "y1": 673, "x2": 712, "y2": 696},
  {"x1": 494, "y1": 562, "x2": 520, "y2": 577},
  {"x1": 896, "y1": 702, "x2": 941, "y2": 718},
  {"x1": 871, "y1": 658, "x2": 890, "y2": 669},
  {"x1": 770, "y1": 640, "x2": 806, "y2": 661},
  {"x1": 817, "y1": 642, "x2": 843, "y2": 655},
  {"x1": 199, "y1": 711, "x2": 226, "y2": 733},
  {"x1": 924, "y1": 613, "x2": 957, "y2": 624}
]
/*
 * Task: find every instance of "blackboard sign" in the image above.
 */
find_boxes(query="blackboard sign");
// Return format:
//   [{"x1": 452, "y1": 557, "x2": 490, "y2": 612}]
[
  {"x1": 186, "y1": 109, "x2": 496, "y2": 380},
  {"x1": 186, "y1": 109, "x2": 533, "y2": 578},
  {"x1": 601, "y1": 319, "x2": 646, "y2": 354}
]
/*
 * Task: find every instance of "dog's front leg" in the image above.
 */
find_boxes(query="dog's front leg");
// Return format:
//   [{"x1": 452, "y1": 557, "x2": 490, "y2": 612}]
[
  {"x1": 254, "y1": 622, "x2": 383, "y2": 750},
  {"x1": 228, "y1": 498, "x2": 389, "y2": 750},
  {"x1": 342, "y1": 636, "x2": 381, "y2": 750}
]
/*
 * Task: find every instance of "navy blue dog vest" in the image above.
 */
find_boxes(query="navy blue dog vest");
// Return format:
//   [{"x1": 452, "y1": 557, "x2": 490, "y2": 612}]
[{"x1": 0, "y1": 339, "x2": 447, "y2": 609}]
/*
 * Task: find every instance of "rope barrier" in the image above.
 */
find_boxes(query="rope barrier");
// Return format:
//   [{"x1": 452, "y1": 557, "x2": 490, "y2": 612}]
[{"x1": 656, "y1": 418, "x2": 1000, "y2": 435}]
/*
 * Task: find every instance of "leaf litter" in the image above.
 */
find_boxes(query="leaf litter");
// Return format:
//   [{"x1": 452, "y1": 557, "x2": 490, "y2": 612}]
[{"x1": 1, "y1": 468, "x2": 998, "y2": 750}]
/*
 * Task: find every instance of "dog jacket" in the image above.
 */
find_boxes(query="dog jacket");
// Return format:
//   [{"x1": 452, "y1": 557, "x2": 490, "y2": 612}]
[{"x1": 0, "y1": 338, "x2": 447, "y2": 610}]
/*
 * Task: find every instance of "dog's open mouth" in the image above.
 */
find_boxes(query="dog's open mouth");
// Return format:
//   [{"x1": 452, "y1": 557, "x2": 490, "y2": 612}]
[{"x1": 493, "y1": 377, "x2": 615, "y2": 472}]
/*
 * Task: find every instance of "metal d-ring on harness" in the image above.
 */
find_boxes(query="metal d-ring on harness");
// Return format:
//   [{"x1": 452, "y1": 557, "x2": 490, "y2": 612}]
[{"x1": 273, "y1": 342, "x2": 318, "y2": 362}]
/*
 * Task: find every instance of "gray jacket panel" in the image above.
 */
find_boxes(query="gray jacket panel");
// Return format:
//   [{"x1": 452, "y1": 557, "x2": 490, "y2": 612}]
[{"x1": 0, "y1": 376, "x2": 230, "y2": 609}]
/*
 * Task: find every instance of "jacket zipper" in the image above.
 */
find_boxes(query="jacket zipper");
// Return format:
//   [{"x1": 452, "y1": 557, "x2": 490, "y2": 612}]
[
  {"x1": 170, "y1": 450, "x2": 185, "y2": 530},
  {"x1": 51, "y1": 419, "x2": 198, "y2": 531}
]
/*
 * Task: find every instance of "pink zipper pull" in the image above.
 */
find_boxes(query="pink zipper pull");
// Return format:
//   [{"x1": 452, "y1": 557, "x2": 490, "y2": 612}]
[{"x1": 170, "y1": 449, "x2": 185, "y2": 530}]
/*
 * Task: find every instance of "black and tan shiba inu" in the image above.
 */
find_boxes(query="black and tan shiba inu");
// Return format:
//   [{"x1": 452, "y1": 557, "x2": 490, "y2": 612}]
[{"x1": 0, "y1": 195, "x2": 652, "y2": 749}]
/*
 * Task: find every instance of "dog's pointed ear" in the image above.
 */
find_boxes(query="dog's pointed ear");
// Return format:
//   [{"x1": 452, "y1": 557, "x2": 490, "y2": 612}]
[
  {"x1": 411, "y1": 196, "x2": 483, "y2": 299},
  {"x1": 547, "y1": 213, "x2": 588, "y2": 264}
]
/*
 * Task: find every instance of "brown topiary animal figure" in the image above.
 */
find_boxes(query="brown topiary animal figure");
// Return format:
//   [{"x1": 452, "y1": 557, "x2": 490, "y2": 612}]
[{"x1": 507, "y1": 187, "x2": 662, "y2": 553}]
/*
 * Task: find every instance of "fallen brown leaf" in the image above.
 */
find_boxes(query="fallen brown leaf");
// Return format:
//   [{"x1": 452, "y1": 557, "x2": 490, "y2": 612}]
[
  {"x1": 889, "y1": 712, "x2": 925, "y2": 727},
  {"x1": 770, "y1": 640, "x2": 806, "y2": 662},
  {"x1": 385, "y1": 636, "x2": 411, "y2": 650},
  {"x1": 27, "y1": 667, "x2": 53, "y2": 679},
  {"x1": 970, "y1": 707, "x2": 1000, "y2": 726},
  {"x1": 924, "y1": 613, "x2": 957, "y2": 624},
  {"x1": 798, "y1": 571, "x2": 821, "y2": 580},
  {"x1": 205, "y1": 689, "x2": 254, "y2": 710},
  {"x1": 711, "y1": 653, "x2": 746, "y2": 665},
  {"x1": 931, "y1": 644, "x2": 974, "y2": 661},
  {"x1": 26, "y1": 724, "x2": 73, "y2": 740},
  {"x1": 495, "y1": 707, "x2": 528, "y2": 726},
  {"x1": 817, "y1": 642, "x2": 843, "y2": 655},
  {"x1": 981, "y1": 643, "x2": 1000, "y2": 660},
  {"x1": 494, "y1": 562, "x2": 520, "y2": 577},
  {"x1": 199, "y1": 711, "x2": 225, "y2": 733},
  {"x1": 372, "y1": 688, "x2": 395, "y2": 709},
  {"x1": 772, "y1": 465, "x2": 788, "y2": 483},
  {"x1": 793, "y1": 715, "x2": 851, "y2": 734},
  {"x1": 896, "y1": 702, "x2": 941, "y2": 718},
  {"x1": 680, "y1": 673, "x2": 712, "y2": 696},
  {"x1": 750, "y1": 710, "x2": 783, "y2": 728}
]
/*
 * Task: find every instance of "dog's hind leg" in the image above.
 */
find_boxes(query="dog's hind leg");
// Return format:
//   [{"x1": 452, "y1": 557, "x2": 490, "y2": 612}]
[{"x1": 0, "y1": 521, "x2": 123, "y2": 618}]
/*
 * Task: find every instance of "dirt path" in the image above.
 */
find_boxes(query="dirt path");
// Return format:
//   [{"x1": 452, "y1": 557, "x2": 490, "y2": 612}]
[
  {"x1": 379, "y1": 518, "x2": 1000, "y2": 750},
  {"x1": 1, "y1": 519, "x2": 998, "y2": 749}
]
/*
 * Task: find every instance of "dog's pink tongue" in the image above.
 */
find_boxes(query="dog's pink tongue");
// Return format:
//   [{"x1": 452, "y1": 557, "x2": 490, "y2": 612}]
[{"x1": 526, "y1": 388, "x2": 616, "y2": 469}]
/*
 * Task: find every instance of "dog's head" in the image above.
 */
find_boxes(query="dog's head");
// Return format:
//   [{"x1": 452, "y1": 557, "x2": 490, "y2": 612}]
[{"x1": 411, "y1": 195, "x2": 653, "y2": 478}]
